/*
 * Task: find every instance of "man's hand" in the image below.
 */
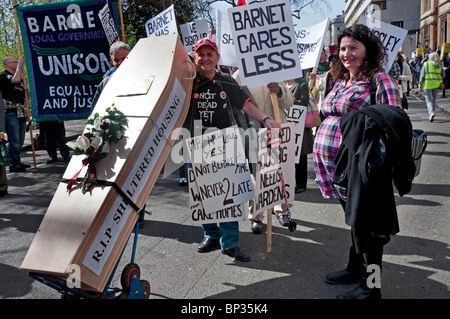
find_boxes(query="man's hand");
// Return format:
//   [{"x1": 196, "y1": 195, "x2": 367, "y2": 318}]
[
  {"x1": 267, "y1": 82, "x2": 281, "y2": 95},
  {"x1": 264, "y1": 118, "x2": 281, "y2": 129}
]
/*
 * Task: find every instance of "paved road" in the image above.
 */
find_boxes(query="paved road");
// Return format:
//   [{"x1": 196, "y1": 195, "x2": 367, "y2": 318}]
[{"x1": 1, "y1": 92, "x2": 449, "y2": 303}]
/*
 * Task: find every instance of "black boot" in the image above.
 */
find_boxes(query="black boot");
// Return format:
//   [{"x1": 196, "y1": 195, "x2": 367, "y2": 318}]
[
  {"x1": 336, "y1": 263, "x2": 381, "y2": 299},
  {"x1": 325, "y1": 246, "x2": 364, "y2": 284},
  {"x1": 337, "y1": 252, "x2": 382, "y2": 299}
]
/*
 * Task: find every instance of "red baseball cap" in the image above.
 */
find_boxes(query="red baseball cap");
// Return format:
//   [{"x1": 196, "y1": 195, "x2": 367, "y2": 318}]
[{"x1": 194, "y1": 38, "x2": 218, "y2": 52}]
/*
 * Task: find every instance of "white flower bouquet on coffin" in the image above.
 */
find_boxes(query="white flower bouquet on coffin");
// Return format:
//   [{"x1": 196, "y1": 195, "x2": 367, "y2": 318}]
[{"x1": 67, "y1": 106, "x2": 127, "y2": 193}]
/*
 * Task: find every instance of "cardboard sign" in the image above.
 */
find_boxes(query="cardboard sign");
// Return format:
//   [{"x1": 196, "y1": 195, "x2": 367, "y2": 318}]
[
  {"x1": 359, "y1": 16, "x2": 407, "y2": 72},
  {"x1": 227, "y1": 0, "x2": 300, "y2": 87},
  {"x1": 188, "y1": 163, "x2": 247, "y2": 225},
  {"x1": 216, "y1": 10, "x2": 238, "y2": 67},
  {"x1": 99, "y1": 3, "x2": 119, "y2": 45},
  {"x1": 284, "y1": 105, "x2": 306, "y2": 163},
  {"x1": 254, "y1": 123, "x2": 295, "y2": 215},
  {"x1": 179, "y1": 19, "x2": 209, "y2": 53},
  {"x1": 145, "y1": 4, "x2": 177, "y2": 38},
  {"x1": 186, "y1": 126, "x2": 254, "y2": 215},
  {"x1": 294, "y1": 19, "x2": 329, "y2": 70}
]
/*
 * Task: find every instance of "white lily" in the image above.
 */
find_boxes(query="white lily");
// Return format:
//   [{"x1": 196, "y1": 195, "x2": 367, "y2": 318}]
[
  {"x1": 76, "y1": 135, "x2": 90, "y2": 150},
  {"x1": 94, "y1": 117, "x2": 102, "y2": 131},
  {"x1": 91, "y1": 135, "x2": 103, "y2": 150}
]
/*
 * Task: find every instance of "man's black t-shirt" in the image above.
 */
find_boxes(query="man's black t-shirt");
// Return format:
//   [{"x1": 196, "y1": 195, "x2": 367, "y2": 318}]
[
  {"x1": 185, "y1": 71, "x2": 249, "y2": 134},
  {"x1": 0, "y1": 71, "x2": 24, "y2": 104}
]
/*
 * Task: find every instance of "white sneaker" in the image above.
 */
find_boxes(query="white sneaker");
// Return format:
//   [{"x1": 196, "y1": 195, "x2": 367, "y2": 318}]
[{"x1": 429, "y1": 114, "x2": 435, "y2": 122}]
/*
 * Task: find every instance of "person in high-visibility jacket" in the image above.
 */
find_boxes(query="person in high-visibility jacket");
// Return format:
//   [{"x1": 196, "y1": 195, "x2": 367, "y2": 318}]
[{"x1": 419, "y1": 52, "x2": 445, "y2": 122}]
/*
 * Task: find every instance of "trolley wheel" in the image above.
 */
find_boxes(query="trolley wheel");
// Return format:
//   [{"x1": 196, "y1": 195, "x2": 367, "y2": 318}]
[
  {"x1": 121, "y1": 263, "x2": 141, "y2": 291},
  {"x1": 140, "y1": 279, "x2": 151, "y2": 299},
  {"x1": 288, "y1": 221, "x2": 297, "y2": 232}
]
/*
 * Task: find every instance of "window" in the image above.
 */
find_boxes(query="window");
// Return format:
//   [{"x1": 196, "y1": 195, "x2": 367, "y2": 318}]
[
  {"x1": 373, "y1": 1, "x2": 387, "y2": 10},
  {"x1": 422, "y1": 0, "x2": 431, "y2": 13},
  {"x1": 392, "y1": 21, "x2": 404, "y2": 28}
]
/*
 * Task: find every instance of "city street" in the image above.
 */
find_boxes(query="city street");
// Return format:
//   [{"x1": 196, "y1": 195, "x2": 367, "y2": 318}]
[{"x1": 0, "y1": 92, "x2": 449, "y2": 302}]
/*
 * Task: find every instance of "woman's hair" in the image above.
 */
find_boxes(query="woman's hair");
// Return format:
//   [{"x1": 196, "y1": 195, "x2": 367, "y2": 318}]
[
  {"x1": 332, "y1": 24, "x2": 387, "y2": 81},
  {"x1": 428, "y1": 52, "x2": 442, "y2": 68}
]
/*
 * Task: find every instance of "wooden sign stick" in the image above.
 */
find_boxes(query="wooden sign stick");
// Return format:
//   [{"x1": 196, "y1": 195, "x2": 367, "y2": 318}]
[
  {"x1": 266, "y1": 92, "x2": 283, "y2": 253},
  {"x1": 13, "y1": 0, "x2": 36, "y2": 168}
]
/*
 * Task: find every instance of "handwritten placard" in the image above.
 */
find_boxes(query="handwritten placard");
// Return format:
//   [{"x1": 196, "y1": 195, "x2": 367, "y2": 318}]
[
  {"x1": 254, "y1": 123, "x2": 295, "y2": 215},
  {"x1": 216, "y1": 10, "x2": 238, "y2": 67},
  {"x1": 145, "y1": 4, "x2": 177, "y2": 38},
  {"x1": 359, "y1": 16, "x2": 407, "y2": 72},
  {"x1": 179, "y1": 19, "x2": 209, "y2": 53},
  {"x1": 284, "y1": 105, "x2": 306, "y2": 163},
  {"x1": 188, "y1": 163, "x2": 247, "y2": 225},
  {"x1": 186, "y1": 126, "x2": 254, "y2": 216}
]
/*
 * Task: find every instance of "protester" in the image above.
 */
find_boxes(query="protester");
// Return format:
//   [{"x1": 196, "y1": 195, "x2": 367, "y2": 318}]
[
  {"x1": 409, "y1": 55, "x2": 422, "y2": 89},
  {"x1": 186, "y1": 38, "x2": 281, "y2": 262},
  {"x1": 307, "y1": 49, "x2": 330, "y2": 77},
  {"x1": 313, "y1": 24, "x2": 402, "y2": 299},
  {"x1": 396, "y1": 52, "x2": 412, "y2": 110},
  {"x1": 91, "y1": 41, "x2": 131, "y2": 107},
  {"x1": 441, "y1": 52, "x2": 450, "y2": 98},
  {"x1": 306, "y1": 49, "x2": 330, "y2": 103},
  {"x1": 285, "y1": 77, "x2": 314, "y2": 194},
  {"x1": 40, "y1": 120, "x2": 71, "y2": 163},
  {"x1": 309, "y1": 53, "x2": 337, "y2": 111},
  {"x1": 388, "y1": 57, "x2": 401, "y2": 83},
  {"x1": 0, "y1": 56, "x2": 29, "y2": 173},
  {"x1": 0, "y1": 90, "x2": 7, "y2": 197},
  {"x1": 233, "y1": 70, "x2": 294, "y2": 234},
  {"x1": 419, "y1": 52, "x2": 445, "y2": 122}
]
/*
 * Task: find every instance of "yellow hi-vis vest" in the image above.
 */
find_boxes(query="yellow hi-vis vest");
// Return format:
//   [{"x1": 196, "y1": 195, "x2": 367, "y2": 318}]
[{"x1": 422, "y1": 61, "x2": 442, "y2": 90}]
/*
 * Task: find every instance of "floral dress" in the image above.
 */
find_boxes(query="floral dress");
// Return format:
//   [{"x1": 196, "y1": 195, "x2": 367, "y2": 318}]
[{"x1": 313, "y1": 72, "x2": 401, "y2": 199}]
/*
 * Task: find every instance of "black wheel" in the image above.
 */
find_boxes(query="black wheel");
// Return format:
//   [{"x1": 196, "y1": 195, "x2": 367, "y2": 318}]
[
  {"x1": 140, "y1": 279, "x2": 151, "y2": 299},
  {"x1": 121, "y1": 263, "x2": 140, "y2": 291},
  {"x1": 288, "y1": 221, "x2": 297, "y2": 232}
]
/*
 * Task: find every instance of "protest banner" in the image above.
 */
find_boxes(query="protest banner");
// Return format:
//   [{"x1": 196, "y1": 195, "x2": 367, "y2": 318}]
[
  {"x1": 179, "y1": 19, "x2": 209, "y2": 53},
  {"x1": 253, "y1": 122, "x2": 295, "y2": 216},
  {"x1": 359, "y1": 16, "x2": 407, "y2": 72},
  {"x1": 294, "y1": 18, "x2": 330, "y2": 70},
  {"x1": 284, "y1": 105, "x2": 306, "y2": 163},
  {"x1": 145, "y1": 4, "x2": 177, "y2": 38},
  {"x1": 227, "y1": 0, "x2": 300, "y2": 88},
  {"x1": 16, "y1": 0, "x2": 122, "y2": 121},
  {"x1": 99, "y1": 3, "x2": 119, "y2": 45},
  {"x1": 186, "y1": 126, "x2": 254, "y2": 218},
  {"x1": 216, "y1": 10, "x2": 238, "y2": 68}
]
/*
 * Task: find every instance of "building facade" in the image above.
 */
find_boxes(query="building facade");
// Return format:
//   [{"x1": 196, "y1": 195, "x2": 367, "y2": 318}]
[{"x1": 420, "y1": 0, "x2": 450, "y2": 55}]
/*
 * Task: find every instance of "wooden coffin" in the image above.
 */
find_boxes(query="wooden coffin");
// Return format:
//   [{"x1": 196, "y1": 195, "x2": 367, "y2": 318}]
[{"x1": 20, "y1": 34, "x2": 194, "y2": 293}]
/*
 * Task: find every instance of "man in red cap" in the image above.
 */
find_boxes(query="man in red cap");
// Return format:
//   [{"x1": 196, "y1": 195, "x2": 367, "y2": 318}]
[{"x1": 185, "y1": 38, "x2": 280, "y2": 262}]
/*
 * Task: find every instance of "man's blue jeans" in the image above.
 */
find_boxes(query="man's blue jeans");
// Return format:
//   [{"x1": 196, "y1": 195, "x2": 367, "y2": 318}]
[
  {"x1": 5, "y1": 111, "x2": 26, "y2": 171},
  {"x1": 201, "y1": 221, "x2": 239, "y2": 251}
]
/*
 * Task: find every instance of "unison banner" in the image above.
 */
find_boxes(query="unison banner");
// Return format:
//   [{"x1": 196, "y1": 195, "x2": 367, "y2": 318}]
[{"x1": 17, "y1": 0, "x2": 121, "y2": 121}]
